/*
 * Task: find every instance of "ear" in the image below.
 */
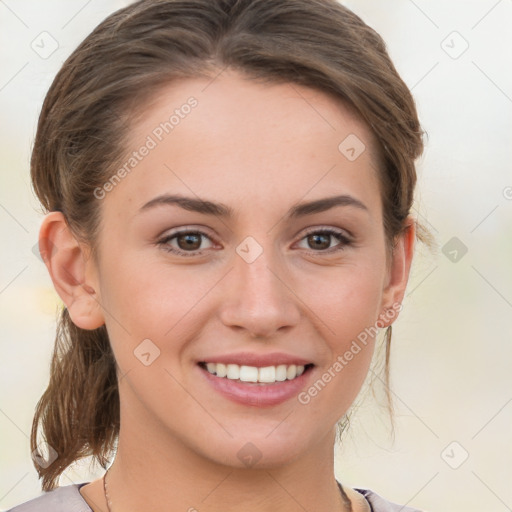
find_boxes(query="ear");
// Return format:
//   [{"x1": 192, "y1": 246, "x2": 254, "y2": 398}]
[
  {"x1": 378, "y1": 217, "x2": 416, "y2": 327},
  {"x1": 38, "y1": 211, "x2": 105, "y2": 330}
]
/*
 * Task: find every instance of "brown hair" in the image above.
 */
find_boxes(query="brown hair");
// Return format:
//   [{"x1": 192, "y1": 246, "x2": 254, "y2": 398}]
[{"x1": 30, "y1": 0, "x2": 431, "y2": 491}]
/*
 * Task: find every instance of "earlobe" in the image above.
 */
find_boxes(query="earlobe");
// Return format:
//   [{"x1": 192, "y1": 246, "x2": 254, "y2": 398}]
[
  {"x1": 38, "y1": 211, "x2": 105, "y2": 330},
  {"x1": 378, "y1": 218, "x2": 416, "y2": 328}
]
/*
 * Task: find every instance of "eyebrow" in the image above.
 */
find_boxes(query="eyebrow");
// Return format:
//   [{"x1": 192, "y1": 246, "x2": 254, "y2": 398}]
[{"x1": 139, "y1": 193, "x2": 368, "y2": 219}]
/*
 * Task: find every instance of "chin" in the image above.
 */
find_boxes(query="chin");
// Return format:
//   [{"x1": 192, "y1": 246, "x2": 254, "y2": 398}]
[{"x1": 199, "y1": 433, "x2": 311, "y2": 470}]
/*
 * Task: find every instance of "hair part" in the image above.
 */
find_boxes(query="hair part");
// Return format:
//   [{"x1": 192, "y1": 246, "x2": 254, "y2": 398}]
[{"x1": 30, "y1": 0, "x2": 431, "y2": 491}]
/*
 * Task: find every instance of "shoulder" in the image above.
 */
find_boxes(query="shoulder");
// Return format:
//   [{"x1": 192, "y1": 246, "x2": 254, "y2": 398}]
[
  {"x1": 355, "y1": 487, "x2": 425, "y2": 512},
  {"x1": 5, "y1": 483, "x2": 92, "y2": 512}
]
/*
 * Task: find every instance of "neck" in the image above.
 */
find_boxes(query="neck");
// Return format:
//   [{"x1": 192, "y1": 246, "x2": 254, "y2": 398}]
[{"x1": 104, "y1": 403, "x2": 350, "y2": 512}]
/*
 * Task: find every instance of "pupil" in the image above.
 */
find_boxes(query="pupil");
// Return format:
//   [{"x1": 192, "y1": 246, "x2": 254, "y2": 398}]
[
  {"x1": 310, "y1": 233, "x2": 329, "y2": 250},
  {"x1": 179, "y1": 233, "x2": 200, "y2": 250}
]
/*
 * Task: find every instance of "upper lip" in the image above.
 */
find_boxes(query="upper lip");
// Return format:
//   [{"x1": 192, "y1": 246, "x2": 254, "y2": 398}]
[{"x1": 199, "y1": 352, "x2": 313, "y2": 367}]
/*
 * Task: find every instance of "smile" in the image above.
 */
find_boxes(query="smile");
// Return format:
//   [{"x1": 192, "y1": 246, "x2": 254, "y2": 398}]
[{"x1": 199, "y1": 362, "x2": 313, "y2": 384}]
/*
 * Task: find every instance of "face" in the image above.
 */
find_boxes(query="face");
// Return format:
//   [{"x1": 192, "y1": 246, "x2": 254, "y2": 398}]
[{"x1": 88, "y1": 70, "x2": 403, "y2": 468}]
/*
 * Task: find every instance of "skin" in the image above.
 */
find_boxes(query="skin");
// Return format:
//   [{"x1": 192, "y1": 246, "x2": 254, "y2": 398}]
[{"x1": 41, "y1": 70, "x2": 415, "y2": 512}]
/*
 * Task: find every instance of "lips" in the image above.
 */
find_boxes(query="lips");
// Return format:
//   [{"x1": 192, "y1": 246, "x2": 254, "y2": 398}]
[{"x1": 196, "y1": 352, "x2": 315, "y2": 406}]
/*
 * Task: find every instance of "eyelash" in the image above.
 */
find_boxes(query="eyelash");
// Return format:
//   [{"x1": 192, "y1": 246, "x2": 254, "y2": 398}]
[{"x1": 157, "y1": 227, "x2": 352, "y2": 257}]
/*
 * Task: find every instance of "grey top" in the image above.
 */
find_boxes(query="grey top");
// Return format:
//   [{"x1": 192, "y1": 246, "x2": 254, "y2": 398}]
[{"x1": 6, "y1": 482, "x2": 424, "y2": 511}]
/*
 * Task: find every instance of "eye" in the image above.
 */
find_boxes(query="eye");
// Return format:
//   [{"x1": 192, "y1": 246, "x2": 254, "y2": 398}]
[
  {"x1": 157, "y1": 226, "x2": 352, "y2": 258},
  {"x1": 157, "y1": 229, "x2": 215, "y2": 257},
  {"x1": 296, "y1": 228, "x2": 352, "y2": 254}
]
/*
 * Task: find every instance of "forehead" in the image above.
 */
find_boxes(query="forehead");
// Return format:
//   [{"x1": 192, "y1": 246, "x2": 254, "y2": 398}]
[{"x1": 105, "y1": 70, "x2": 382, "y2": 219}]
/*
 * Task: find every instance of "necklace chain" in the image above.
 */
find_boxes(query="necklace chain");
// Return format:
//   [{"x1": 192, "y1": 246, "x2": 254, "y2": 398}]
[{"x1": 103, "y1": 469, "x2": 113, "y2": 512}]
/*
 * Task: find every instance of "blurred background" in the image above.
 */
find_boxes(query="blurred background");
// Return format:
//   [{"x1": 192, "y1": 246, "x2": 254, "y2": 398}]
[{"x1": 0, "y1": 1, "x2": 511, "y2": 511}]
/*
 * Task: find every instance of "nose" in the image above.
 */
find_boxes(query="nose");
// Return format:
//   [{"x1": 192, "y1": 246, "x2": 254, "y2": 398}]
[{"x1": 217, "y1": 246, "x2": 301, "y2": 339}]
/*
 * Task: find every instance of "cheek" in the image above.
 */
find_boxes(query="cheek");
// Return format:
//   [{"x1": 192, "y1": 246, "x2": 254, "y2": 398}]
[
  {"x1": 297, "y1": 259, "x2": 385, "y2": 405},
  {"x1": 296, "y1": 274, "x2": 381, "y2": 422},
  {"x1": 97, "y1": 251, "x2": 219, "y2": 364},
  {"x1": 304, "y1": 258, "x2": 385, "y2": 346},
  {"x1": 99, "y1": 250, "x2": 189, "y2": 327}
]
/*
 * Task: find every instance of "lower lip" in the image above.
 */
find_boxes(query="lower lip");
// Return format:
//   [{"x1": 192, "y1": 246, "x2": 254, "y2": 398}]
[{"x1": 198, "y1": 365, "x2": 314, "y2": 407}]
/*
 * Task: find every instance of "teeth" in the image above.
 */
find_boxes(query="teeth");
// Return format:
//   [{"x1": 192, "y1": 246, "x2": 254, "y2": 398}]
[
  {"x1": 286, "y1": 364, "x2": 297, "y2": 379},
  {"x1": 203, "y1": 362, "x2": 307, "y2": 383},
  {"x1": 275, "y1": 364, "x2": 287, "y2": 381},
  {"x1": 226, "y1": 364, "x2": 239, "y2": 380},
  {"x1": 258, "y1": 366, "x2": 275, "y2": 383},
  {"x1": 239, "y1": 365, "x2": 258, "y2": 382},
  {"x1": 216, "y1": 363, "x2": 227, "y2": 377}
]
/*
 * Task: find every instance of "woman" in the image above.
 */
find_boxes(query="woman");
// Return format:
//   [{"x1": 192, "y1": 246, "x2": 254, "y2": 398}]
[{"x1": 8, "y1": 0, "x2": 432, "y2": 510}]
